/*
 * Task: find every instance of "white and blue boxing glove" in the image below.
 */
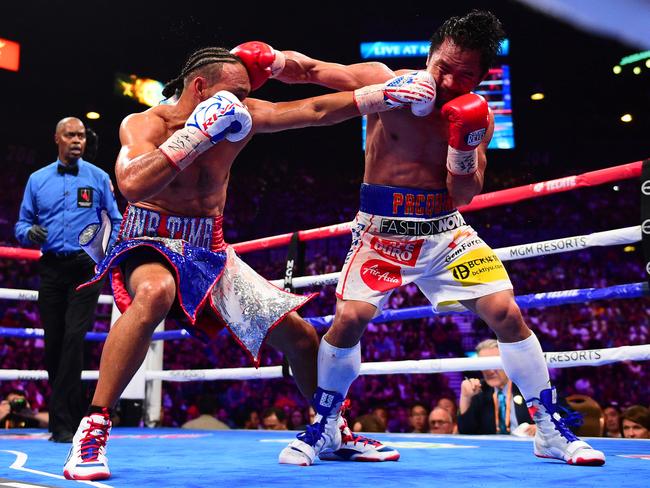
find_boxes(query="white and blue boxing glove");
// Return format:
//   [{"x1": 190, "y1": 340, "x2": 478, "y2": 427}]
[
  {"x1": 159, "y1": 90, "x2": 252, "y2": 171},
  {"x1": 354, "y1": 70, "x2": 436, "y2": 117}
]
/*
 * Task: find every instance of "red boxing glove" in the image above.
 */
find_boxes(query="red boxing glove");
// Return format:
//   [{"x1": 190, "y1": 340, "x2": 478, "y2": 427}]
[
  {"x1": 442, "y1": 93, "x2": 489, "y2": 176},
  {"x1": 231, "y1": 41, "x2": 286, "y2": 91}
]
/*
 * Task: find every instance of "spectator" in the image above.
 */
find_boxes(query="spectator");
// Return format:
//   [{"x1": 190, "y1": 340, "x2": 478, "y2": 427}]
[
  {"x1": 261, "y1": 407, "x2": 288, "y2": 430},
  {"x1": 373, "y1": 406, "x2": 389, "y2": 432},
  {"x1": 14, "y1": 117, "x2": 121, "y2": 442},
  {"x1": 428, "y1": 407, "x2": 455, "y2": 434},
  {"x1": 458, "y1": 339, "x2": 534, "y2": 436},
  {"x1": 352, "y1": 414, "x2": 385, "y2": 433},
  {"x1": 408, "y1": 403, "x2": 429, "y2": 433},
  {"x1": 289, "y1": 408, "x2": 307, "y2": 430},
  {"x1": 436, "y1": 397, "x2": 458, "y2": 418},
  {"x1": 621, "y1": 405, "x2": 650, "y2": 439},
  {"x1": 436, "y1": 396, "x2": 459, "y2": 433},
  {"x1": 602, "y1": 403, "x2": 622, "y2": 438},
  {"x1": 181, "y1": 395, "x2": 229, "y2": 430},
  {"x1": 234, "y1": 408, "x2": 261, "y2": 430},
  {"x1": 1, "y1": 389, "x2": 48, "y2": 429}
]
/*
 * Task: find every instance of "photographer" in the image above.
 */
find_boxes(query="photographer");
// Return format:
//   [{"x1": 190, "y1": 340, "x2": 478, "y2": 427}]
[{"x1": 1, "y1": 390, "x2": 49, "y2": 429}]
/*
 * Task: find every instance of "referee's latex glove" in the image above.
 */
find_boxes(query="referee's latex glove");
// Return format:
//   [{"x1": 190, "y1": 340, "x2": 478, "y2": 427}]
[{"x1": 27, "y1": 225, "x2": 48, "y2": 244}]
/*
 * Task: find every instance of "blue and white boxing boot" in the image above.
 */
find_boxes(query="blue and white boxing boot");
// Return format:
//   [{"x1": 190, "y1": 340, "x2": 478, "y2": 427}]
[
  {"x1": 319, "y1": 400, "x2": 400, "y2": 462},
  {"x1": 279, "y1": 388, "x2": 344, "y2": 466},
  {"x1": 529, "y1": 387, "x2": 605, "y2": 466}
]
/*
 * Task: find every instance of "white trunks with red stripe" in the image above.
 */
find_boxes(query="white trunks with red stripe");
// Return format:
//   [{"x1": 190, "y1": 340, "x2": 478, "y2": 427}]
[{"x1": 336, "y1": 183, "x2": 513, "y2": 312}]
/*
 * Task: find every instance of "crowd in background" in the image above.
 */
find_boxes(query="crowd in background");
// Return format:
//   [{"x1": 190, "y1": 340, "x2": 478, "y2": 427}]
[{"x1": 0, "y1": 158, "x2": 648, "y2": 434}]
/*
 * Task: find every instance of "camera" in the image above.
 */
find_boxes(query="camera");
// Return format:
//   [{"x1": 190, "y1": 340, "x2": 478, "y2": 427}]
[{"x1": 9, "y1": 397, "x2": 28, "y2": 413}]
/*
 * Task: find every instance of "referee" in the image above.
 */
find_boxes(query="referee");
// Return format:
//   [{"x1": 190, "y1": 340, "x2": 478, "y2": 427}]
[{"x1": 14, "y1": 117, "x2": 122, "y2": 442}]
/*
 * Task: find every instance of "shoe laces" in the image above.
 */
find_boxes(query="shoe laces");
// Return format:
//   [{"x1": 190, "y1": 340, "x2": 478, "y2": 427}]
[
  {"x1": 343, "y1": 431, "x2": 382, "y2": 447},
  {"x1": 549, "y1": 413, "x2": 579, "y2": 443},
  {"x1": 337, "y1": 399, "x2": 381, "y2": 447},
  {"x1": 557, "y1": 406, "x2": 584, "y2": 430},
  {"x1": 297, "y1": 420, "x2": 326, "y2": 446},
  {"x1": 79, "y1": 416, "x2": 110, "y2": 462},
  {"x1": 533, "y1": 400, "x2": 580, "y2": 443}
]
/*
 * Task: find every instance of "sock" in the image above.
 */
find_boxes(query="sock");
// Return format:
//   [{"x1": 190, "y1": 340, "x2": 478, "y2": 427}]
[
  {"x1": 498, "y1": 332, "x2": 550, "y2": 401},
  {"x1": 317, "y1": 338, "x2": 361, "y2": 399}
]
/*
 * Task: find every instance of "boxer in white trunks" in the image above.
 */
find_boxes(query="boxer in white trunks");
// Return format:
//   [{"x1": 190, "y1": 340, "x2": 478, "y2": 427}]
[{"x1": 255, "y1": 10, "x2": 605, "y2": 467}]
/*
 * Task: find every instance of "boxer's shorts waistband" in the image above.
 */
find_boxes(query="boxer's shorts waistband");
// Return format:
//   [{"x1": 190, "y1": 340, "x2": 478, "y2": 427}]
[
  {"x1": 118, "y1": 204, "x2": 224, "y2": 251},
  {"x1": 359, "y1": 183, "x2": 455, "y2": 219}
]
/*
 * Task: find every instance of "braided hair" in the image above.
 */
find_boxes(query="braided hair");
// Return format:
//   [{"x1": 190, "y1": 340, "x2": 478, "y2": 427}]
[{"x1": 162, "y1": 47, "x2": 243, "y2": 99}]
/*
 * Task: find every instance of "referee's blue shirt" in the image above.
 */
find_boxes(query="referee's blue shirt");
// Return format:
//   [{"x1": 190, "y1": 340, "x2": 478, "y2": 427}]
[{"x1": 15, "y1": 158, "x2": 122, "y2": 253}]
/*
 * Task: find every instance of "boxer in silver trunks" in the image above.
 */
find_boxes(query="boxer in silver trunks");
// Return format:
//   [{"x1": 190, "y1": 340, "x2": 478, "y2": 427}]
[{"x1": 64, "y1": 45, "x2": 435, "y2": 480}]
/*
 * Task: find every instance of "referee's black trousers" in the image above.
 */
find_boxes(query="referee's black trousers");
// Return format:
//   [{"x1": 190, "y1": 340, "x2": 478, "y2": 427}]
[{"x1": 37, "y1": 251, "x2": 104, "y2": 436}]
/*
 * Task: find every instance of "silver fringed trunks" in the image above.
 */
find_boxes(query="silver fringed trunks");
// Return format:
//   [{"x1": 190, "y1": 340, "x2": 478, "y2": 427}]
[
  {"x1": 211, "y1": 247, "x2": 314, "y2": 364},
  {"x1": 78, "y1": 205, "x2": 314, "y2": 365}
]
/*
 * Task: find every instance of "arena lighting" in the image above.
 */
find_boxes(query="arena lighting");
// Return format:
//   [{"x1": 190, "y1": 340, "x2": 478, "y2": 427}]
[
  {"x1": 633, "y1": 66, "x2": 642, "y2": 75},
  {"x1": 86, "y1": 112, "x2": 100, "y2": 120},
  {"x1": 612, "y1": 65, "x2": 622, "y2": 74},
  {"x1": 612, "y1": 185, "x2": 620, "y2": 191},
  {"x1": 619, "y1": 50, "x2": 650, "y2": 66},
  {"x1": 623, "y1": 245, "x2": 636, "y2": 253},
  {"x1": 620, "y1": 113, "x2": 633, "y2": 123},
  {"x1": 530, "y1": 92, "x2": 545, "y2": 101},
  {"x1": 0, "y1": 37, "x2": 20, "y2": 72},
  {"x1": 646, "y1": 59, "x2": 650, "y2": 69},
  {"x1": 116, "y1": 73, "x2": 164, "y2": 107}
]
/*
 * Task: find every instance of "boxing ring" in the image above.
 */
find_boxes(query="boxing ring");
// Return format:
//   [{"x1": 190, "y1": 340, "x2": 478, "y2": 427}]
[
  {"x1": 1, "y1": 429, "x2": 649, "y2": 487},
  {"x1": 0, "y1": 160, "x2": 649, "y2": 487}
]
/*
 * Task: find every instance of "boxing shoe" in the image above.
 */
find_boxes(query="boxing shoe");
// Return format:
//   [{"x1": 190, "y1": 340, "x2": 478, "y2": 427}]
[
  {"x1": 279, "y1": 388, "x2": 343, "y2": 466},
  {"x1": 63, "y1": 409, "x2": 112, "y2": 480},
  {"x1": 528, "y1": 387, "x2": 605, "y2": 466},
  {"x1": 319, "y1": 409, "x2": 400, "y2": 462}
]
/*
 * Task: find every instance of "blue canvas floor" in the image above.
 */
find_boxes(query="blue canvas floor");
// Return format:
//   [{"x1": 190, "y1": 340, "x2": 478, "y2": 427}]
[{"x1": 1, "y1": 428, "x2": 648, "y2": 487}]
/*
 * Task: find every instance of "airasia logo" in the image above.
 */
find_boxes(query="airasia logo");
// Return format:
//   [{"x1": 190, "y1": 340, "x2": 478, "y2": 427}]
[
  {"x1": 370, "y1": 236, "x2": 423, "y2": 266},
  {"x1": 360, "y1": 259, "x2": 402, "y2": 292}
]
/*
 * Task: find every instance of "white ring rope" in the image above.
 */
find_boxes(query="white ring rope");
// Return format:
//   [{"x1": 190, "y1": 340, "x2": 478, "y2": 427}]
[
  {"x1": 1, "y1": 344, "x2": 647, "y2": 382},
  {"x1": 268, "y1": 225, "x2": 641, "y2": 289},
  {"x1": 0, "y1": 226, "x2": 639, "y2": 301},
  {"x1": 0, "y1": 288, "x2": 114, "y2": 304}
]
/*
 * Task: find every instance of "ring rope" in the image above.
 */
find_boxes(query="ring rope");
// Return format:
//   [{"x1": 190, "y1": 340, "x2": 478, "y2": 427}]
[
  {"x1": 1, "y1": 282, "x2": 647, "y2": 341},
  {"x1": 231, "y1": 161, "x2": 643, "y2": 253},
  {"x1": 0, "y1": 161, "x2": 641, "y2": 260},
  {"x1": 266, "y1": 225, "x2": 640, "y2": 289},
  {"x1": 0, "y1": 225, "x2": 639, "y2": 306},
  {"x1": 1, "y1": 344, "x2": 647, "y2": 382},
  {"x1": 304, "y1": 281, "x2": 648, "y2": 328}
]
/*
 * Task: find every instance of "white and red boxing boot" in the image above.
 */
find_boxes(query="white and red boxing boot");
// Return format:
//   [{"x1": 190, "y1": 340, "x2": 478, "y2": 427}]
[
  {"x1": 63, "y1": 408, "x2": 112, "y2": 480},
  {"x1": 319, "y1": 402, "x2": 400, "y2": 462}
]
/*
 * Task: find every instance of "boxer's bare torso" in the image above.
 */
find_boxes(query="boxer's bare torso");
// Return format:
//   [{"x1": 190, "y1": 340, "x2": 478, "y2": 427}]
[
  {"x1": 117, "y1": 102, "x2": 250, "y2": 217},
  {"x1": 281, "y1": 39, "x2": 493, "y2": 194},
  {"x1": 115, "y1": 62, "x2": 359, "y2": 217}
]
